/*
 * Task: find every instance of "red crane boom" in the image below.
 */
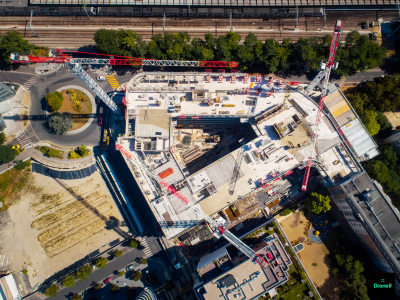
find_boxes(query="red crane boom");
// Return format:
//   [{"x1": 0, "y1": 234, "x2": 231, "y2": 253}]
[{"x1": 301, "y1": 20, "x2": 342, "y2": 191}]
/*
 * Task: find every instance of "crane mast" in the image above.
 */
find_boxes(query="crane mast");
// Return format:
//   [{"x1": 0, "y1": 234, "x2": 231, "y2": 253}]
[
  {"x1": 301, "y1": 20, "x2": 342, "y2": 191},
  {"x1": 115, "y1": 144, "x2": 269, "y2": 269}
]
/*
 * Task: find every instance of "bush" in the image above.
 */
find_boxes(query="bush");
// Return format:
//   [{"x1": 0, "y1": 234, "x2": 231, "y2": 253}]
[
  {"x1": 95, "y1": 283, "x2": 102, "y2": 290},
  {"x1": 312, "y1": 263, "x2": 318, "y2": 267},
  {"x1": 95, "y1": 257, "x2": 107, "y2": 269},
  {"x1": 14, "y1": 160, "x2": 31, "y2": 170},
  {"x1": 40, "y1": 146, "x2": 64, "y2": 159},
  {"x1": 22, "y1": 269, "x2": 28, "y2": 274},
  {"x1": 68, "y1": 151, "x2": 79, "y2": 159},
  {"x1": 129, "y1": 239, "x2": 140, "y2": 248},
  {"x1": 0, "y1": 197, "x2": 9, "y2": 212},
  {"x1": 300, "y1": 221, "x2": 303, "y2": 224},
  {"x1": 0, "y1": 180, "x2": 9, "y2": 190},
  {"x1": 46, "y1": 92, "x2": 63, "y2": 111},
  {"x1": 78, "y1": 145, "x2": 90, "y2": 157},
  {"x1": 66, "y1": 89, "x2": 74, "y2": 94},
  {"x1": 131, "y1": 270, "x2": 142, "y2": 282},
  {"x1": 44, "y1": 284, "x2": 60, "y2": 297},
  {"x1": 280, "y1": 208, "x2": 292, "y2": 216},
  {"x1": 119, "y1": 271, "x2": 125, "y2": 277},
  {"x1": 72, "y1": 102, "x2": 82, "y2": 112},
  {"x1": 0, "y1": 132, "x2": 5, "y2": 145},
  {"x1": 140, "y1": 257, "x2": 147, "y2": 265},
  {"x1": 0, "y1": 145, "x2": 18, "y2": 163},
  {"x1": 114, "y1": 249, "x2": 123, "y2": 258},
  {"x1": 62, "y1": 274, "x2": 76, "y2": 287},
  {"x1": 110, "y1": 284, "x2": 120, "y2": 295},
  {"x1": 48, "y1": 111, "x2": 73, "y2": 135}
]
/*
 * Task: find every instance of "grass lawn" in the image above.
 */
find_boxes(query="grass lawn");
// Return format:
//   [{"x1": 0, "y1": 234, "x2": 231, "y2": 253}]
[
  {"x1": 57, "y1": 89, "x2": 92, "y2": 131},
  {"x1": 0, "y1": 163, "x2": 31, "y2": 206},
  {"x1": 288, "y1": 264, "x2": 299, "y2": 280},
  {"x1": 281, "y1": 282, "x2": 310, "y2": 300}
]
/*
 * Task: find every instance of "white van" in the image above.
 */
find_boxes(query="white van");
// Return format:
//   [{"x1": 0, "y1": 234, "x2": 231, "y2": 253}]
[{"x1": 97, "y1": 76, "x2": 106, "y2": 81}]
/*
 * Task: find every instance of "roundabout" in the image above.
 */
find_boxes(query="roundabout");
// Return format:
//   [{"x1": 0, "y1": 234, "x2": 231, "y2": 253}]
[{"x1": 29, "y1": 70, "x2": 103, "y2": 147}]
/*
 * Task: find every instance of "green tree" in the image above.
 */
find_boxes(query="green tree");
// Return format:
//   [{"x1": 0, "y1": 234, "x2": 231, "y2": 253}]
[
  {"x1": 280, "y1": 208, "x2": 292, "y2": 216},
  {"x1": 45, "y1": 92, "x2": 63, "y2": 111},
  {"x1": 94, "y1": 29, "x2": 121, "y2": 55},
  {"x1": 130, "y1": 270, "x2": 142, "y2": 282},
  {"x1": 71, "y1": 294, "x2": 82, "y2": 300},
  {"x1": 129, "y1": 239, "x2": 140, "y2": 248},
  {"x1": 379, "y1": 144, "x2": 398, "y2": 169},
  {"x1": 48, "y1": 112, "x2": 73, "y2": 135},
  {"x1": 119, "y1": 271, "x2": 125, "y2": 277},
  {"x1": 76, "y1": 265, "x2": 93, "y2": 281},
  {"x1": 110, "y1": 284, "x2": 120, "y2": 295},
  {"x1": 95, "y1": 257, "x2": 107, "y2": 269},
  {"x1": 305, "y1": 192, "x2": 331, "y2": 214},
  {"x1": 62, "y1": 274, "x2": 76, "y2": 287},
  {"x1": 0, "y1": 132, "x2": 5, "y2": 145},
  {"x1": 164, "y1": 279, "x2": 175, "y2": 291},
  {"x1": 362, "y1": 110, "x2": 380, "y2": 136},
  {"x1": 0, "y1": 31, "x2": 36, "y2": 64},
  {"x1": 114, "y1": 249, "x2": 123, "y2": 258},
  {"x1": 44, "y1": 284, "x2": 60, "y2": 297},
  {"x1": 0, "y1": 145, "x2": 18, "y2": 163},
  {"x1": 94, "y1": 283, "x2": 102, "y2": 290},
  {"x1": 376, "y1": 112, "x2": 392, "y2": 131}
]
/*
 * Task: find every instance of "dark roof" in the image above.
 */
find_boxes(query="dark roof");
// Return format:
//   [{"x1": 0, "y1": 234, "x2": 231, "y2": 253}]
[
  {"x1": 219, "y1": 274, "x2": 236, "y2": 289},
  {"x1": 341, "y1": 172, "x2": 400, "y2": 277}
]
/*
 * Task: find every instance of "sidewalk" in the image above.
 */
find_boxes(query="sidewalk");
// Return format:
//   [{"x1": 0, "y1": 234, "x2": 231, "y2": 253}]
[{"x1": 0, "y1": 144, "x2": 96, "y2": 175}]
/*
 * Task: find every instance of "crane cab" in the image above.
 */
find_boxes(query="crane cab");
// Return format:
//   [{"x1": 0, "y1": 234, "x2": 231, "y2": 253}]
[
  {"x1": 334, "y1": 20, "x2": 342, "y2": 32},
  {"x1": 333, "y1": 62, "x2": 339, "y2": 70},
  {"x1": 320, "y1": 61, "x2": 326, "y2": 70}
]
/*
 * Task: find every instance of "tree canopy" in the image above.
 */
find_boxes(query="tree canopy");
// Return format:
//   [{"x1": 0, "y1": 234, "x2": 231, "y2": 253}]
[
  {"x1": 0, "y1": 32, "x2": 36, "y2": 64},
  {"x1": 93, "y1": 29, "x2": 386, "y2": 75},
  {"x1": 131, "y1": 270, "x2": 142, "y2": 282},
  {"x1": 0, "y1": 145, "x2": 18, "y2": 163},
  {"x1": 0, "y1": 132, "x2": 5, "y2": 145},
  {"x1": 129, "y1": 239, "x2": 140, "y2": 248},
  {"x1": 44, "y1": 284, "x2": 60, "y2": 297},
  {"x1": 305, "y1": 192, "x2": 331, "y2": 214},
  {"x1": 48, "y1": 112, "x2": 73, "y2": 135},
  {"x1": 76, "y1": 265, "x2": 93, "y2": 281},
  {"x1": 46, "y1": 91, "x2": 64, "y2": 112},
  {"x1": 95, "y1": 257, "x2": 107, "y2": 269},
  {"x1": 62, "y1": 274, "x2": 76, "y2": 287}
]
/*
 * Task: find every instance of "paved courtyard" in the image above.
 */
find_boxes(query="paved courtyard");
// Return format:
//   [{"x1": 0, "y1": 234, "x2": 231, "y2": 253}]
[{"x1": 278, "y1": 211, "x2": 340, "y2": 300}]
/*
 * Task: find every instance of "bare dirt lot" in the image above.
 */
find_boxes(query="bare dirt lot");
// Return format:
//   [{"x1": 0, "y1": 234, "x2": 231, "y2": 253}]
[
  {"x1": 0, "y1": 171, "x2": 128, "y2": 288},
  {"x1": 278, "y1": 211, "x2": 340, "y2": 300}
]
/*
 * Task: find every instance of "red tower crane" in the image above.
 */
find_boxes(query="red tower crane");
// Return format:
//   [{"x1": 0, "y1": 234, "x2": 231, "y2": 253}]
[
  {"x1": 10, "y1": 49, "x2": 238, "y2": 68},
  {"x1": 301, "y1": 20, "x2": 342, "y2": 191},
  {"x1": 115, "y1": 144, "x2": 270, "y2": 270}
]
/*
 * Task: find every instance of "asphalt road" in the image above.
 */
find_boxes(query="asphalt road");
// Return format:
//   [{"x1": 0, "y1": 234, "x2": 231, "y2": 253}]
[{"x1": 28, "y1": 70, "x2": 103, "y2": 147}]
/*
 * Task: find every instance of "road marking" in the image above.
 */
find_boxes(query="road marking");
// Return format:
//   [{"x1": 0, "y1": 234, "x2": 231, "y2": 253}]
[
  {"x1": 139, "y1": 237, "x2": 153, "y2": 257},
  {"x1": 179, "y1": 284, "x2": 192, "y2": 294},
  {"x1": 23, "y1": 75, "x2": 41, "y2": 90},
  {"x1": 106, "y1": 75, "x2": 120, "y2": 89}
]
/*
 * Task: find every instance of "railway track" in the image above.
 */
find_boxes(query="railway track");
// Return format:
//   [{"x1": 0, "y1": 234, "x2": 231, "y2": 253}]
[{"x1": 0, "y1": 27, "x2": 369, "y2": 48}]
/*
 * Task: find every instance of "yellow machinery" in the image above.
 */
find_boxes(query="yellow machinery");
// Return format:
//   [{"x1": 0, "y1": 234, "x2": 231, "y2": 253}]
[
  {"x1": 316, "y1": 231, "x2": 320, "y2": 237},
  {"x1": 222, "y1": 104, "x2": 235, "y2": 107}
]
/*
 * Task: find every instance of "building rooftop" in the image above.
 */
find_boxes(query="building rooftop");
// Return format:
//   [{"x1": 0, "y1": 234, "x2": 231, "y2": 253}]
[
  {"x1": 342, "y1": 172, "x2": 400, "y2": 280},
  {"x1": 0, "y1": 274, "x2": 20, "y2": 300},
  {"x1": 121, "y1": 72, "x2": 378, "y2": 241},
  {"x1": 196, "y1": 233, "x2": 291, "y2": 300}
]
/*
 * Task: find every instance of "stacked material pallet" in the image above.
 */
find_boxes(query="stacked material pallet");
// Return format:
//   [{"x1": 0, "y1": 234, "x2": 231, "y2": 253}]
[{"x1": 182, "y1": 146, "x2": 203, "y2": 165}]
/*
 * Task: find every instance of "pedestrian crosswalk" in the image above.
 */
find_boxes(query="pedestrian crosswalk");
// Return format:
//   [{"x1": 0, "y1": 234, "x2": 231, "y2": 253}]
[
  {"x1": 23, "y1": 75, "x2": 41, "y2": 90},
  {"x1": 139, "y1": 237, "x2": 153, "y2": 257},
  {"x1": 106, "y1": 75, "x2": 120, "y2": 89},
  {"x1": 16, "y1": 130, "x2": 33, "y2": 149},
  {"x1": 179, "y1": 284, "x2": 192, "y2": 295}
]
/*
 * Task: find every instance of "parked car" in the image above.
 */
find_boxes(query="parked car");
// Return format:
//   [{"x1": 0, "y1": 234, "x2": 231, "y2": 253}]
[
  {"x1": 98, "y1": 116, "x2": 103, "y2": 126},
  {"x1": 107, "y1": 255, "x2": 115, "y2": 262},
  {"x1": 103, "y1": 277, "x2": 111, "y2": 284},
  {"x1": 97, "y1": 76, "x2": 106, "y2": 81},
  {"x1": 126, "y1": 264, "x2": 134, "y2": 272}
]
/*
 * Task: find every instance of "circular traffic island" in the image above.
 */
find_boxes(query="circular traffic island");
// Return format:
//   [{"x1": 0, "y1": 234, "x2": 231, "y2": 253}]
[{"x1": 55, "y1": 88, "x2": 93, "y2": 131}]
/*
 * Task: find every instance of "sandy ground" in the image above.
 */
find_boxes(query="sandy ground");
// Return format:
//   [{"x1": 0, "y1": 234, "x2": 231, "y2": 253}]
[
  {"x1": 0, "y1": 171, "x2": 129, "y2": 288},
  {"x1": 384, "y1": 112, "x2": 400, "y2": 129},
  {"x1": 278, "y1": 211, "x2": 340, "y2": 300}
]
